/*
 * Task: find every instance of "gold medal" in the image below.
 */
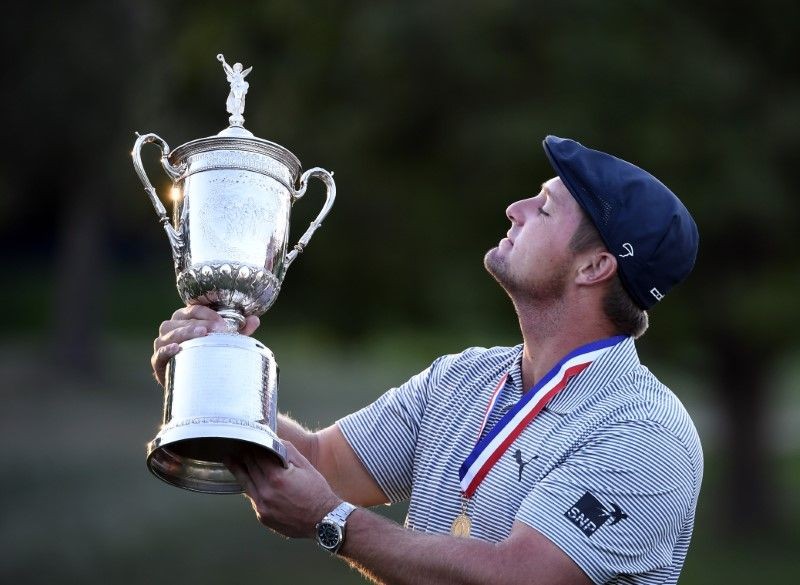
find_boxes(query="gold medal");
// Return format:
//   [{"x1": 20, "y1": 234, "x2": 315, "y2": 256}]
[
  {"x1": 451, "y1": 513, "x2": 471, "y2": 537},
  {"x1": 451, "y1": 495, "x2": 472, "y2": 537}
]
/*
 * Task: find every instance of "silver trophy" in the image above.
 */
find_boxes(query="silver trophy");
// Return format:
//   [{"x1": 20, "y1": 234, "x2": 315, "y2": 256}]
[{"x1": 131, "y1": 54, "x2": 335, "y2": 493}]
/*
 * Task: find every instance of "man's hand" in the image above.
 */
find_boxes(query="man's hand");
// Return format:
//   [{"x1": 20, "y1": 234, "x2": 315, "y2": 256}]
[
  {"x1": 227, "y1": 443, "x2": 592, "y2": 585},
  {"x1": 148, "y1": 306, "x2": 385, "y2": 510},
  {"x1": 150, "y1": 305, "x2": 261, "y2": 386},
  {"x1": 226, "y1": 442, "x2": 342, "y2": 539}
]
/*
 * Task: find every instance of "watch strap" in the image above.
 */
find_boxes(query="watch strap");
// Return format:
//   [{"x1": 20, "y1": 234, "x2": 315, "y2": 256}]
[{"x1": 324, "y1": 501, "x2": 356, "y2": 525}]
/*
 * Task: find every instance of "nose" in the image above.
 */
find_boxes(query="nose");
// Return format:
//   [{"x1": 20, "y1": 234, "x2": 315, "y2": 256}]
[
  {"x1": 506, "y1": 199, "x2": 523, "y2": 224},
  {"x1": 506, "y1": 197, "x2": 534, "y2": 224}
]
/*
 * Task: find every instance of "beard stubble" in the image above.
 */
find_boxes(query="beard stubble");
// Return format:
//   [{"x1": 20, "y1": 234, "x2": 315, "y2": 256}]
[{"x1": 484, "y1": 246, "x2": 569, "y2": 303}]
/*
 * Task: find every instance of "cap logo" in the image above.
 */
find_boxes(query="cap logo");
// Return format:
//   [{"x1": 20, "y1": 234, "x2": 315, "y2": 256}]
[
  {"x1": 650, "y1": 287, "x2": 664, "y2": 301},
  {"x1": 620, "y1": 243, "x2": 634, "y2": 258}
]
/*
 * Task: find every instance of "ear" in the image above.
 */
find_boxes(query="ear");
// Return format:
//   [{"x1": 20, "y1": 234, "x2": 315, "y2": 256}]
[{"x1": 574, "y1": 250, "x2": 617, "y2": 287}]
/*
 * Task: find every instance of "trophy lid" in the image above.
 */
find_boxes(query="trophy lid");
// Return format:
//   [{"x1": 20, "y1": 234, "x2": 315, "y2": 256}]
[{"x1": 168, "y1": 54, "x2": 302, "y2": 181}]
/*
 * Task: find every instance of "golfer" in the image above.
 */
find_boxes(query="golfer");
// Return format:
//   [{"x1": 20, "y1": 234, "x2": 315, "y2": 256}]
[{"x1": 152, "y1": 136, "x2": 701, "y2": 585}]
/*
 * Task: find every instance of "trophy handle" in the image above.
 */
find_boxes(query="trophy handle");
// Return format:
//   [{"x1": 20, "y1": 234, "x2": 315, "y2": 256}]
[
  {"x1": 284, "y1": 167, "x2": 337, "y2": 271},
  {"x1": 131, "y1": 132, "x2": 185, "y2": 263}
]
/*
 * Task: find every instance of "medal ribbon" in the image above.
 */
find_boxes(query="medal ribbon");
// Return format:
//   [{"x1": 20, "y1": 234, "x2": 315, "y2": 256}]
[
  {"x1": 458, "y1": 336, "x2": 626, "y2": 498},
  {"x1": 475, "y1": 372, "x2": 508, "y2": 439}
]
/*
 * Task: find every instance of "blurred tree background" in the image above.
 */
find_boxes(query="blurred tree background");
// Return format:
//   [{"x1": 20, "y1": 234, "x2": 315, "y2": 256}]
[{"x1": 1, "y1": 0, "x2": 798, "y2": 583}]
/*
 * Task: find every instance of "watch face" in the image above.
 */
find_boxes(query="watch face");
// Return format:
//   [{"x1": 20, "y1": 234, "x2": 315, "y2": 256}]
[{"x1": 317, "y1": 522, "x2": 341, "y2": 549}]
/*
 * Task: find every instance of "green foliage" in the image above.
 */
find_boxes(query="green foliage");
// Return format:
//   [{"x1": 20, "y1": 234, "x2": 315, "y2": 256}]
[{"x1": 4, "y1": 0, "x2": 799, "y2": 352}]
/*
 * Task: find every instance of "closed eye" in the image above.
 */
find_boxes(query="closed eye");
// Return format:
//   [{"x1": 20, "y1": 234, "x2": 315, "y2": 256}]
[{"x1": 538, "y1": 208, "x2": 550, "y2": 217}]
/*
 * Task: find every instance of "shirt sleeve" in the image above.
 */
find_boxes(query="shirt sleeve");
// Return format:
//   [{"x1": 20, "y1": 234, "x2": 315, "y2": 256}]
[
  {"x1": 336, "y1": 356, "x2": 447, "y2": 503},
  {"x1": 515, "y1": 419, "x2": 700, "y2": 584}
]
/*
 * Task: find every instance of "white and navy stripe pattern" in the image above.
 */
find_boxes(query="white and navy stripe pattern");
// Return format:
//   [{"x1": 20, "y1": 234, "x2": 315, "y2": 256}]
[
  {"x1": 338, "y1": 338, "x2": 703, "y2": 585},
  {"x1": 459, "y1": 337, "x2": 624, "y2": 498}
]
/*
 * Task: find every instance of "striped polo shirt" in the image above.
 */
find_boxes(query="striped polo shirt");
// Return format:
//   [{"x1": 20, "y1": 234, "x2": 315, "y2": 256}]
[{"x1": 337, "y1": 337, "x2": 703, "y2": 585}]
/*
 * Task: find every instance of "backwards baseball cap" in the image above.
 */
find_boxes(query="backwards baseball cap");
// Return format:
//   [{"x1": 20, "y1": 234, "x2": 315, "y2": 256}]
[{"x1": 542, "y1": 135, "x2": 698, "y2": 310}]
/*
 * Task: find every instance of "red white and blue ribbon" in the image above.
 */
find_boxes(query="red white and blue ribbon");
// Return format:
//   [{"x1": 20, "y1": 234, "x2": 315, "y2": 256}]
[
  {"x1": 458, "y1": 336, "x2": 626, "y2": 498},
  {"x1": 475, "y1": 372, "x2": 508, "y2": 439}
]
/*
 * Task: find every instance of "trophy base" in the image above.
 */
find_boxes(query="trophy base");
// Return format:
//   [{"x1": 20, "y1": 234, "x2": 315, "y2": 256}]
[
  {"x1": 147, "y1": 424, "x2": 287, "y2": 494},
  {"x1": 146, "y1": 333, "x2": 287, "y2": 494}
]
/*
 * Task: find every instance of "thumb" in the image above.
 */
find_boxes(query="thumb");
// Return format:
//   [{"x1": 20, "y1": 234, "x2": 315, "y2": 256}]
[
  {"x1": 241, "y1": 315, "x2": 260, "y2": 336},
  {"x1": 283, "y1": 441, "x2": 312, "y2": 469}
]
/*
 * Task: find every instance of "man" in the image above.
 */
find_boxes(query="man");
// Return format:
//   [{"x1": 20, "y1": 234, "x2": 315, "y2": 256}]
[{"x1": 152, "y1": 136, "x2": 701, "y2": 585}]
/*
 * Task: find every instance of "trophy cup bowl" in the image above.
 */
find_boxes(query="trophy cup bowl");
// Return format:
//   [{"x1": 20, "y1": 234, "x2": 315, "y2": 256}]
[{"x1": 131, "y1": 55, "x2": 335, "y2": 494}]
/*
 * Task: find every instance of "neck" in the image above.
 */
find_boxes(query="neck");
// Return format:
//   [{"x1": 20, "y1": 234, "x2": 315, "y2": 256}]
[{"x1": 513, "y1": 295, "x2": 617, "y2": 391}]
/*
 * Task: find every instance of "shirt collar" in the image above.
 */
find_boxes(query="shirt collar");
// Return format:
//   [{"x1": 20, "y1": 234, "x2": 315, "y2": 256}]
[
  {"x1": 545, "y1": 336, "x2": 640, "y2": 414},
  {"x1": 501, "y1": 338, "x2": 639, "y2": 412},
  {"x1": 505, "y1": 346, "x2": 525, "y2": 396}
]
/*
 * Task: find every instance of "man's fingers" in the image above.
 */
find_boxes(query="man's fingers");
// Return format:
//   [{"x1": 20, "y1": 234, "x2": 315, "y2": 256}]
[
  {"x1": 242, "y1": 450, "x2": 270, "y2": 485},
  {"x1": 158, "y1": 317, "x2": 212, "y2": 336},
  {"x1": 225, "y1": 457, "x2": 260, "y2": 500},
  {"x1": 156, "y1": 323, "x2": 210, "y2": 349},
  {"x1": 171, "y1": 305, "x2": 225, "y2": 322},
  {"x1": 151, "y1": 323, "x2": 208, "y2": 385},
  {"x1": 150, "y1": 307, "x2": 261, "y2": 388},
  {"x1": 158, "y1": 318, "x2": 228, "y2": 340},
  {"x1": 151, "y1": 343, "x2": 180, "y2": 386},
  {"x1": 283, "y1": 441, "x2": 309, "y2": 469},
  {"x1": 160, "y1": 303, "x2": 225, "y2": 336},
  {"x1": 159, "y1": 319, "x2": 193, "y2": 336},
  {"x1": 240, "y1": 315, "x2": 261, "y2": 336},
  {"x1": 159, "y1": 310, "x2": 258, "y2": 338},
  {"x1": 159, "y1": 307, "x2": 259, "y2": 338}
]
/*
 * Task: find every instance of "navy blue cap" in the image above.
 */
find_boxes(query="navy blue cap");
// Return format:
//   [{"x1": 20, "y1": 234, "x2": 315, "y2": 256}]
[{"x1": 542, "y1": 135, "x2": 698, "y2": 310}]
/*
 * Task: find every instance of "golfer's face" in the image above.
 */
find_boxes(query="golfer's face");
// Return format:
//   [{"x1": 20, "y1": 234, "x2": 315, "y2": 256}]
[{"x1": 497, "y1": 177, "x2": 582, "y2": 283}]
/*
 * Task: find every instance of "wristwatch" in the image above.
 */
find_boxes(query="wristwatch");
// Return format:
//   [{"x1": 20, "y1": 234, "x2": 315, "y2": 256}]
[{"x1": 315, "y1": 501, "x2": 357, "y2": 554}]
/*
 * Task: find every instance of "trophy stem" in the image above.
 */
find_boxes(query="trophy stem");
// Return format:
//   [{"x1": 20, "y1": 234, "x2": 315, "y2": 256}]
[{"x1": 217, "y1": 309, "x2": 245, "y2": 332}]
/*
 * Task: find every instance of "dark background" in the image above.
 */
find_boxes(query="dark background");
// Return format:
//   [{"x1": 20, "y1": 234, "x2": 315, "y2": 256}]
[{"x1": 2, "y1": 0, "x2": 798, "y2": 583}]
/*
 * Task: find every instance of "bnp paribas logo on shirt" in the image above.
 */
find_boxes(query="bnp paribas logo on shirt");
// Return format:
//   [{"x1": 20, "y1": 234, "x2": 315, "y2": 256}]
[{"x1": 564, "y1": 492, "x2": 628, "y2": 537}]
